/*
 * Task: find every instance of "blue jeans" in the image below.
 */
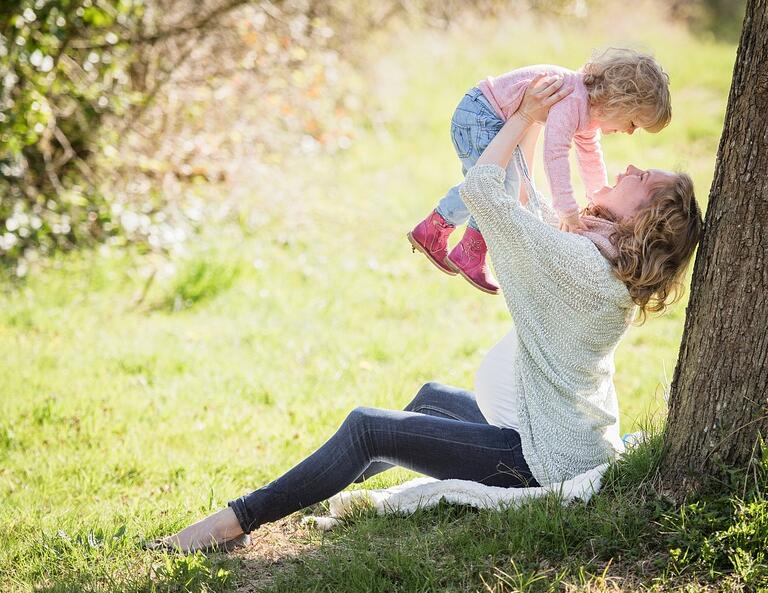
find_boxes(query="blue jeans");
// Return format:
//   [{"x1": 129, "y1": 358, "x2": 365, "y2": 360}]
[
  {"x1": 436, "y1": 87, "x2": 519, "y2": 230},
  {"x1": 228, "y1": 382, "x2": 539, "y2": 533}
]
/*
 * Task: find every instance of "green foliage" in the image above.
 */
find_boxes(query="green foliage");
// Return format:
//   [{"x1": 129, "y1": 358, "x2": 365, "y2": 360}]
[
  {"x1": 0, "y1": 4, "x2": 749, "y2": 592},
  {"x1": 663, "y1": 443, "x2": 768, "y2": 588},
  {"x1": 1, "y1": 0, "x2": 492, "y2": 276},
  {"x1": 152, "y1": 554, "x2": 234, "y2": 593},
  {"x1": 0, "y1": 1, "x2": 145, "y2": 270},
  {"x1": 160, "y1": 255, "x2": 241, "y2": 311},
  {"x1": 0, "y1": 0, "x2": 743, "y2": 282},
  {"x1": 672, "y1": 0, "x2": 748, "y2": 41}
]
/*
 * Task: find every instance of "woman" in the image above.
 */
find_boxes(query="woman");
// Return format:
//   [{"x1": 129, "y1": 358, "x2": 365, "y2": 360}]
[{"x1": 150, "y1": 75, "x2": 703, "y2": 553}]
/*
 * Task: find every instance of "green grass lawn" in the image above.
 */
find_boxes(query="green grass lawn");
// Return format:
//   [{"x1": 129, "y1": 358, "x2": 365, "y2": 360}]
[{"x1": 0, "y1": 5, "x2": 743, "y2": 592}]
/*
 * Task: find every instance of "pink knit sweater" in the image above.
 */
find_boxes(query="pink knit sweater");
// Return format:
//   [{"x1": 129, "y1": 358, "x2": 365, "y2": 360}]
[{"x1": 477, "y1": 65, "x2": 608, "y2": 215}]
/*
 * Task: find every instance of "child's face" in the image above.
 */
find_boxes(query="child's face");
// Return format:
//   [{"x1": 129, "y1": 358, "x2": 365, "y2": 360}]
[
  {"x1": 595, "y1": 114, "x2": 638, "y2": 135},
  {"x1": 591, "y1": 164, "x2": 676, "y2": 219}
]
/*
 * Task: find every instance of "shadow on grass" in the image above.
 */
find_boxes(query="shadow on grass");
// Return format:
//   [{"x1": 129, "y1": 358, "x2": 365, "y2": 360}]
[
  {"x1": 233, "y1": 518, "x2": 327, "y2": 593},
  {"x1": 233, "y1": 433, "x2": 768, "y2": 593}
]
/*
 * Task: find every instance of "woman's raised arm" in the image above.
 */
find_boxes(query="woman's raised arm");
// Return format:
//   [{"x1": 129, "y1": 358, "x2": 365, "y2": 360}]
[
  {"x1": 476, "y1": 74, "x2": 572, "y2": 170},
  {"x1": 458, "y1": 75, "x2": 620, "y2": 332}
]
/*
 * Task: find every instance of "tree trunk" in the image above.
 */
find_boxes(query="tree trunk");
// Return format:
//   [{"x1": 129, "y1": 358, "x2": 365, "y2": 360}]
[{"x1": 660, "y1": 0, "x2": 768, "y2": 501}]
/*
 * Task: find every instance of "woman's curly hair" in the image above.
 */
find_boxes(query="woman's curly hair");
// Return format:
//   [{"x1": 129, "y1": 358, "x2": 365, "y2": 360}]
[
  {"x1": 584, "y1": 173, "x2": 703, "y2": 322},
  {"x1": 583, "y1": 47, "x2": 672, "y2": 133}
]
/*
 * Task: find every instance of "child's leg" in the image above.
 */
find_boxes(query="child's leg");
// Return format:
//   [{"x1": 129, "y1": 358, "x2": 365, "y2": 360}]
[
  {"x1": 441, "y1": 93, "x2": 505, "y2": 293},
  {"x1": 409, "y1": 90, "x2": 504, "y2": 277},
  {"x1": 435, "y1": 181, "x2": 468, "y2": 226},
  {"x1": 436, "y1": 88, "x2": 504, "y2": 226},
  {"x1": 417, "y1": 89, "x2": 504, "y2": 293}
]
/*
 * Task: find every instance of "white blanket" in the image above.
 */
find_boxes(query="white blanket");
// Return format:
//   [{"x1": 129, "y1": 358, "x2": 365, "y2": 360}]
[{"x1": 301, "y1": 462, "x2": 611, "y2": 531}]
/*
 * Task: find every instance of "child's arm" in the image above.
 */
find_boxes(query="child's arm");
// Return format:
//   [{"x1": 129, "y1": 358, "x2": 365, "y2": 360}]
[
  {"x1": 463, "y1": 98, "x2": 619, "y2": 336},
  {"x1": 574, "y1": 130, "x2": 609, "y2": 202},
  {"x1": 542, "y1": 101, "x2": 586, "y2": 232}
]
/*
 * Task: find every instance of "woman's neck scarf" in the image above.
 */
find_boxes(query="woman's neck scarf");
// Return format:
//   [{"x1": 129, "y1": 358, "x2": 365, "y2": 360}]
[{"x1": 579, "y1": 215, "x2": 619, "y2": 262}]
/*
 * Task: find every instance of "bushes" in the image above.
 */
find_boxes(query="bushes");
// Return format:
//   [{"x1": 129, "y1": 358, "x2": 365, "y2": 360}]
[
  {"x1": 1, "y1": 0, "x2": 144, "y2": 272},
  {"x1": 0, "y1": 0, "x2": 385, "y2": 275},
  {"x1": 1, "y1": 0, "x2": 741, "y2": 278},
  {"x1": 0, "y1": 0, "x2": 554, "y2": 277}
]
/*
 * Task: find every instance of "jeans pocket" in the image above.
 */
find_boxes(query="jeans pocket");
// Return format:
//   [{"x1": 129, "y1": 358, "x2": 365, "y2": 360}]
[
  {"x1": 474, "y1": 124, "x2": 502, "y2": 156},
  {"x1": 451, "y1": 122, "x2": 472, "y2": 159}
]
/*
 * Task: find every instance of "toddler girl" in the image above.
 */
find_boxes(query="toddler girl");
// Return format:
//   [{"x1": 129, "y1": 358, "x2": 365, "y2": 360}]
[{"x1": 407, "y1": 47, "x2": 671, "y2": 294}]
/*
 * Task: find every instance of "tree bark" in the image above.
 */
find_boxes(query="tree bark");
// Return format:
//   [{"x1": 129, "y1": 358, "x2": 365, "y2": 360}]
[{"x1": 660, "y1": 0, "x2": 768, "y2": 501}]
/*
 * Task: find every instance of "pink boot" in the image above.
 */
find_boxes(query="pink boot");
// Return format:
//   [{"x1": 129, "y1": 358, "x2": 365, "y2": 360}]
[
  {"x1": 407, "y1": 210, "x2": 457, "y2": 276},
  {"x1": 446, "y1": 227, "x2": 500, "y2": 295}
]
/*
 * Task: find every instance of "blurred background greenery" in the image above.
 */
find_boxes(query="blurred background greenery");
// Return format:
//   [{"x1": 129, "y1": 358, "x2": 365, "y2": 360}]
[
  {"x1": 0, "y1": 0, "x2": 745, "y2": 275},
  {"x1": 0, "y1": 1, "x2": 749, "y2": 591}
]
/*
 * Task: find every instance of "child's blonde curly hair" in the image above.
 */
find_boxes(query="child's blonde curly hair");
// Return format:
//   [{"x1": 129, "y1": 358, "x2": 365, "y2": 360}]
[
  {"x1": 584, "y1": 173, "x2": 703, "y2": 323},
  {"x1": 583, "y1": 47, "x2": 671, "y2": 133}
]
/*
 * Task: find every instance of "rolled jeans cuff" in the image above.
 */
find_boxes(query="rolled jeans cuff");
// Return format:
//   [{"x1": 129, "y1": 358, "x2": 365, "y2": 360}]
[{"x1": 227, "y1": 497, "x2": 254, "y2": 534}]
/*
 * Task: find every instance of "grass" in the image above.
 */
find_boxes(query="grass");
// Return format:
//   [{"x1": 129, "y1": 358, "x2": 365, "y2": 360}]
[
  {"x1": 260, "y1": 434, "x2": 768, "y2": 593},
  {"x1": 1, "y1": 2, "x2": 760, "y2": 591}
]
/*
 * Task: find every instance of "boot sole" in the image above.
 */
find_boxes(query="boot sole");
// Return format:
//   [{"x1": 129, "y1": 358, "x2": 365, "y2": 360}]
[
  {"x1": 407, "y1": 232, "x2": 458, "y2": 276},
  {"x1": 444, "y1": 258, "x2": 499, "y2": 295}
]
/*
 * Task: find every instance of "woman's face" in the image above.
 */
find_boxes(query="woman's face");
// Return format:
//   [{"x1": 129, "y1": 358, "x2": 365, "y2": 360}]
[{"x1": 591, "y1": 164, "x2": 676, "y2": 219}]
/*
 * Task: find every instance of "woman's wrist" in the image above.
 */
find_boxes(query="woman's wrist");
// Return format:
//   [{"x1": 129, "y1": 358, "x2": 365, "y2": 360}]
[
  {"x1": 515, "y1": 110, "x2": 536, "y2": 127},
  {"x1": 476, "y1": 113, "x2": 530, "y2": 168}
]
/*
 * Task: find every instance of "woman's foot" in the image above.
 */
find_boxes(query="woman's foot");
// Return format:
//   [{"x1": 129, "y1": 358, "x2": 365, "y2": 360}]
[{"x1": 148, "y1": 507, "x2": 249, "y2": 554}]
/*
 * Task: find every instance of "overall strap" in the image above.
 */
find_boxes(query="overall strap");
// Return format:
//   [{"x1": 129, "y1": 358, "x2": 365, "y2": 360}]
[{"x1": 514, "y1": 146, "x2": 544, "y2": 213}]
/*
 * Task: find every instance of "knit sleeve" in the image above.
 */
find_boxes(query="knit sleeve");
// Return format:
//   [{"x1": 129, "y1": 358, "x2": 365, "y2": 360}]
[
  {"x1": 463, "y1": 163, "x2": 633, "y2": 486},
  {"x1": 460, "y1": 164, "x2": 621, "y2": 321},
  {"x1": 573, "y1": 129, "x2": 609, "y2": 202}
]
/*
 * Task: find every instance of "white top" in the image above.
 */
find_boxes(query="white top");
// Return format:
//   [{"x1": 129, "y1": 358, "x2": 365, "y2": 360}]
[
  {"x1": 460, "y1": 151, "x2": 632, "y2": 485},
  {"x1": 475, "y1": 330, "x2": 521, "y2": 430}
]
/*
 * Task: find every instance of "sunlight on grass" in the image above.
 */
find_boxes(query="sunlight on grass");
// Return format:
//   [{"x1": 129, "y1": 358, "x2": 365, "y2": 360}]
[
  {"x1": 159, "y1": 255, "x2": 242, "y2": 311},
  {"x1": 0, "y1": 3, "x2": 737, "y2": 592}
]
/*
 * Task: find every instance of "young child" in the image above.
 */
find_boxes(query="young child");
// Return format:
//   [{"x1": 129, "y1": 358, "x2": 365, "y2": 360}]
[{"x1": 407, "y1": 48, "x2": 671, "y2": 295}]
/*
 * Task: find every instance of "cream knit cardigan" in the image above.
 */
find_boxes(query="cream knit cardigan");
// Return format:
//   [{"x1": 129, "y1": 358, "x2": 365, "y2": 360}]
[
  {"x1": 300, "y1": 150, "x2": 638, "y2": 529},
  {"x1": 462, "y1": 150, "x2": 636, "y2": 486}
]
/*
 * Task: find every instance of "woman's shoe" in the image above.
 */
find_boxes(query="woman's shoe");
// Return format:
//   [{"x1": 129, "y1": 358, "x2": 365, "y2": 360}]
[
  {"x1": 445, "y1": 227, "x2": 500, "y2": 295},
  {"x1": 144, "y1": 532, "x2": 251, "y2": 554},
  {"x1": 407, "y1": 210, "x2": 458, "y2": 275}
]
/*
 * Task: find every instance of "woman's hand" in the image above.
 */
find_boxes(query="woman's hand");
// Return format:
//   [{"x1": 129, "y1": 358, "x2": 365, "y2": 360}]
[
  {"x1": 475, "y1": 74, "x2": 571, "y2": 169},
  {"x1": 519, "y1": 73, "x2": 572, "y2": 124}
]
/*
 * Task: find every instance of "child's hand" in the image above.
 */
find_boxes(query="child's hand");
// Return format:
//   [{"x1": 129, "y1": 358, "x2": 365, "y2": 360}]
[{"x1": 558, "y1": 211, "x2": 586, "y2": 233}]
